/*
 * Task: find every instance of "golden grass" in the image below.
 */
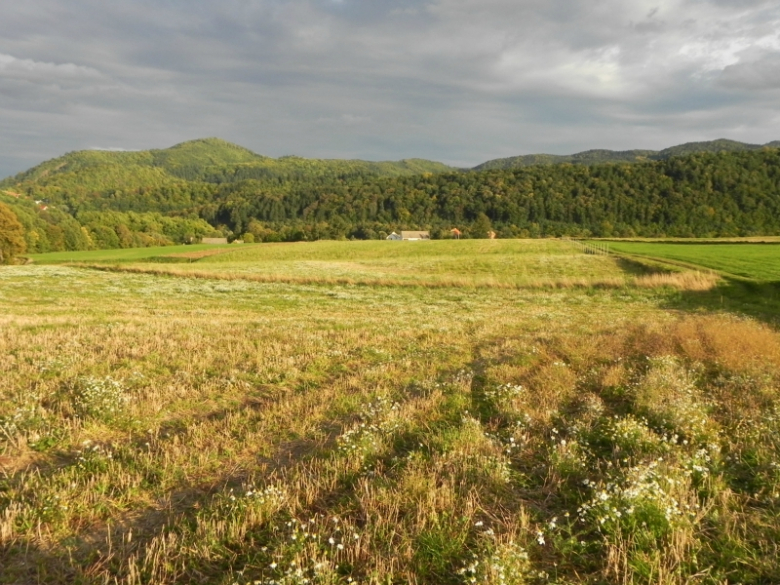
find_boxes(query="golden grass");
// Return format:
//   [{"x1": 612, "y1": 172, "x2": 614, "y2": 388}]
[
  {"x1": 633, "y1": 271, "x2": 720, "y2": 291},
  {"x1": 73, "y1": 262, "x2": 720, "y2": 292},
  {"x1": 0, "y1": 260, "x2": 777, "y2": 584}
]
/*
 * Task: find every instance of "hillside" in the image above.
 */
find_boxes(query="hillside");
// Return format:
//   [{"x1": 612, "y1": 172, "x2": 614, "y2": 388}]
[
  {"x1": 0, "y1": 139, "x2": 457, "y2": 256},
  {"x1": 210, "y1": 147, "x2": 780, "y2": 240},
  {"x1": 473, "y1": 138, "x2": 778, "y2": 170},
  {"x1": 3, "y1": 139, "x2": 780, "y2": 258},
  {"x1": 0, "y1": 138, "x2": 454, "y2": 196}
]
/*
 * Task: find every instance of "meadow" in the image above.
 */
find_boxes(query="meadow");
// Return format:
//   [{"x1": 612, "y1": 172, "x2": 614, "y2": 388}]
[
  {"x1": 28, "y1": 244, "x2": 236, "y2": 265},
  {"x1": 30, "y1": 240, "x2": 718, "y2": 290},
  {"x1": 606, "y1": 241, "x2": 780, "y2": 282},
  {"x1": 2, "y1": 240, "x2": 780, "y2": 584}
]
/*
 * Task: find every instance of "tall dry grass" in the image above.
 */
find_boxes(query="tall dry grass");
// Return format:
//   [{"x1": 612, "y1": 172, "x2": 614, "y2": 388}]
[
  {"x1": 0, "y1": 266, "x2": 777, "y2": 584},
  {"x1": 78, "y1": 262, "x2": 720, "y2": 291}
]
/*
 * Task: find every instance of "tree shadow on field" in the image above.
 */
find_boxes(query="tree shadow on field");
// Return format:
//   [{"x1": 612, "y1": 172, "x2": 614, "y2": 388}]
[
  {"x1": 660, "y1": 277, "x2": 780, "y2": 329},
  {"x1": 0, "y1": 387, "x2": 357, "y2": 585}
]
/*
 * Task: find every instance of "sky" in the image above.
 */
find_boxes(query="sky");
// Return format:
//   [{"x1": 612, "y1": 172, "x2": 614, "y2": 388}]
[{"x1": 1, "y1": 0, "x2": 779, "y2": 177}]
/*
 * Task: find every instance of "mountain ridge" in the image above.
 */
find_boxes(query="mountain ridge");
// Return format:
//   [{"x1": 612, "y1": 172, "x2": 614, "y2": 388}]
[
  {"x1": 5, "y1": 137, "x2": 780, "y2": 187},
  {"x1": 473, "y1": 138, "x2": 780, "y2": 170},
  {"x1": 0, "y1": 138, "x2": 455, "y2": 188}
]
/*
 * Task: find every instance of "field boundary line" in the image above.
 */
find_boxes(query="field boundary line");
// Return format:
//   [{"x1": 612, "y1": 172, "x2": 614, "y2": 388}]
[
  {"x1": 71, "y1": 262, "x2": 639, "y2": 291},
  {"x1": 607, "y1": 250, "x2": 754, "y2": 283}
]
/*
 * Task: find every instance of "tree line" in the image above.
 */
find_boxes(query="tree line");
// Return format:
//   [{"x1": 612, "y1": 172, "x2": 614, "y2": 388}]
[{"x1": 209, "y1": 148, "x2": 780, "y2": 241}]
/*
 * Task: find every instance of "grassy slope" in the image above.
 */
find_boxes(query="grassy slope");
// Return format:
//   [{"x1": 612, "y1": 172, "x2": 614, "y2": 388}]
[{"x1": 2, "y1": 242, "x2": 780, "y2": 583}]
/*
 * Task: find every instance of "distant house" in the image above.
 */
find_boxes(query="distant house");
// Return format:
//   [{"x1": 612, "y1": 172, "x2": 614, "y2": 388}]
[
  {"x1": 387, "y1": 230, "x2": 430, "y2": 241},
  {"x1": 400, "y1": 231, "x2": 430, "y2": 241},
  {"x1": 201, "y1": 237, "x2": 228, "y2": 244}
]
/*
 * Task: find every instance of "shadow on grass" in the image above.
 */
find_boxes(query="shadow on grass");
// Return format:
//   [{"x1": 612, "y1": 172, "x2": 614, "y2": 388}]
[
  {"x1": 0, "y1": 387, "x2": 354, "y2": 584},
  {"x1": 614, "y1": 256, "x2": 666, "y2": 276},
  {"x1": 661, "y1": 277, "x2": 780, "y2": 329}
]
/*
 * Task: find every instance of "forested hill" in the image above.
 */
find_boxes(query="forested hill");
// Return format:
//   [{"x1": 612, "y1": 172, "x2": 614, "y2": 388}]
[
  {"x1": 0, "y1": 138, "x2": 456, "y2": 254},
  {"x1": 474, "y1": 139, "x2": 780, "y2": 170},
  {"x1": 0, "y1": 138, "x2": 454, "y2": 197},
  {"x1": 212, "y1": 147, "x2": 780, "y2": 240},
  {"x1": 3, "y1": 139, "x2": 780, "y2": 258}
]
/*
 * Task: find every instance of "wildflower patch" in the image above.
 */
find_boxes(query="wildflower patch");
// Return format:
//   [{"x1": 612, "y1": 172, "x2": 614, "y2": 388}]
[{"x1": 70, "y1": 376, "x2": 129, "y2": 419}]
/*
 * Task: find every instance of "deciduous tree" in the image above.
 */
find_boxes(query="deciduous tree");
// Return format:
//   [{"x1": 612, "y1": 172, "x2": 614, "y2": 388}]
[{"x1": 0, "y1": 202, "x2": 26, "y2": 264}]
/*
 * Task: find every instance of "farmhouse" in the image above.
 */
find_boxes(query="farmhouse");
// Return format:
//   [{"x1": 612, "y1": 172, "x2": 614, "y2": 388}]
[{"x1": 385, "y1": 230, "x2": 430, "y2": 241}]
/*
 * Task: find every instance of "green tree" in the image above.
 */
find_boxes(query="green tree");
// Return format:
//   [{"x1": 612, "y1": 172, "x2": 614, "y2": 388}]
[
  {"x1": 0, "y1": 203, "x2": 27, "y2": 264},
  {"x1": 472, "y1": 212, "x2": 493, "y2": 238}
]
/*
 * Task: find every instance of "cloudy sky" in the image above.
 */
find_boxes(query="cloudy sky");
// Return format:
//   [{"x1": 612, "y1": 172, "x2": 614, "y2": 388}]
[{"x1": 1, "y1": 0, "x2": 779, "y2": 177}]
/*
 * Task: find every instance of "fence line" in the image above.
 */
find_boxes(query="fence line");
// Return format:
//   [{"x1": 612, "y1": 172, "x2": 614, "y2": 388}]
[{"x1": 568, "y1": 239, "x2": 611, "y2": 256}]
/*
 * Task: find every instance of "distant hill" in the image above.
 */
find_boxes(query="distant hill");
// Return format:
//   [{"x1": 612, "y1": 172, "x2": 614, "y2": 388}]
[
  {"x1": 0, "y1": 138, "x2": 457, "y2": 254},
  {"x1": 473, "y1": 139, "x2": 778, "y2": 170},
  {"x1": 0, "y1": 138, "x2": 455, "y2": 195}
]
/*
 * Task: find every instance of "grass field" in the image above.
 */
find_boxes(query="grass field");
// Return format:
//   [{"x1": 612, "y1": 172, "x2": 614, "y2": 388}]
[
  {"x1": 30, "y1": 240, "x2": 719, "y2": 290},
  {"x1": 28, "y1": 243, "x2": 237, "y2": 264},
  {"x1": 3, "y1": 241, "x2": 780, "y2": 584},
  {"x1": 606, "y1": 241, "x2": 780, "y2": 281}
]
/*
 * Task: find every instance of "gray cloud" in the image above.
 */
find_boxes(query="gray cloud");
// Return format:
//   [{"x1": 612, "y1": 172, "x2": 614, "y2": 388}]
[
  {"x1": 0, "y1": 0, "x2": 779, "y2": 176},
  {"x1": 720, "y1": 52, "x2": 780, "y2": 90}
]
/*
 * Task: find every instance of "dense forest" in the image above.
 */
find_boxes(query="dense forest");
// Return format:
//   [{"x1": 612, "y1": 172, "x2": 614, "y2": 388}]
[
  {"x1": 474, "y1": 138, "x2": 780, "y2": 170},
  {"x1": 2, "y1": 137, "x2": 780, "y2": 258}
]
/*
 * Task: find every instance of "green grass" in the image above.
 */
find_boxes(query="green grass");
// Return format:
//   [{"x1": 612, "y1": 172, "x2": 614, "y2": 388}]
[
  {"x1": 194, "y1": 240, "x2": 627, "y2": 285},
  {"x1": 205, "y1": 239, "x2": 568, "y2": 262},
  {"x1": 28, "y1": 243, "x2": 233, "y2": 264},
  {"x1": 60, "y1": 239, "x2": 638, "y2": 288},
  {"x1": 607, "y1": 241, "x2": 780, "y2": 281},
  {"x1": 31, "y1": 239, "x2": 638, "y2": 288}
]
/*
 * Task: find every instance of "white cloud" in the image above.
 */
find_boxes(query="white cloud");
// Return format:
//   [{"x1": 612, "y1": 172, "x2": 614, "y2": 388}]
[
  {"x1": 316, "y1": 114, "x2": 372, "y2": 126},
  {"x1": 0, "y1": 52, "x2": 109, "y2": 104},
  {"x1": 0, "y1": 53, "x2": 103, "y2": 81}
]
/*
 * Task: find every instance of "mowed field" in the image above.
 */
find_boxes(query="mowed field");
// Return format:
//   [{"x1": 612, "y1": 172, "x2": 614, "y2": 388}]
[
  {"x1": 3, "y1": 240, "x2": 780, "y2": 584},
  {"x1": 30, "y1": 239, "x2": 718, "y2": 289},
  {"x1": 29, "y1": 243, "x2": 237, "y2": 264},
  {"x1": 607, "y1": 241, "x2": 780, "y2": 281}
]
